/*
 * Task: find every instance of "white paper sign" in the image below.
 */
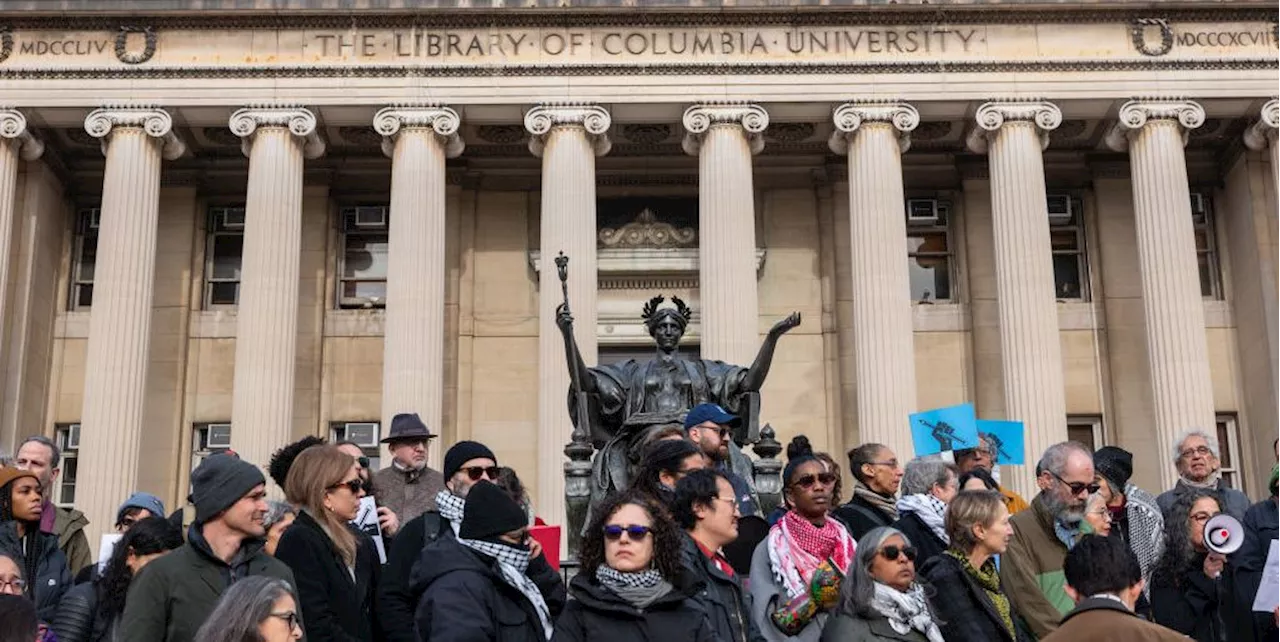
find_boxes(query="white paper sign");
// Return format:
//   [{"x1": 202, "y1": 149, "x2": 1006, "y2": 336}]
[
  {"x1": 96, "y1": 533, "x2": 123, "y2": 571},
  {"x1": 352, "y1": 496, "x2": 386, "y2": 564},
  {"x1": 1251, "y1": 539, "x2": 1279, "y2": 613}
]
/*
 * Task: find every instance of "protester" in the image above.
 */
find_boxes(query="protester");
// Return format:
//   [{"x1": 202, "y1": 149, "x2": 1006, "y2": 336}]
[
  {"x1": 415, "y1": 480, "x2": 563, "y2": 642},
  {"x1": 0, "y1": 593, "x2": 39, "y2": 642},
  {"x1": 751, "y1": 438, "x2": 854, "y2": 642},
  {"x1": 268, "y1": 436, "x2": 327, "y2": 491},
  {"x1": 0, "y1": 553, "x2": 21, "y2": 596},
  {"x1": 833, "y1": 443, "x2": 902, "y2": 541},
  {"x1": 262, "y1": 501, "x2": 296, "y2": 557},
  {"x1": 118, "y1": 453, "x2": 297, "y2": 642},
  {"x1": 1043, "y1": 534, "x2": 1187, "y2": 642},
  {"x1": 684, "y1": 403, "x2": 761, "y2": 516},
  {"x1": 1156, "y1": 429, "x2": 1249, "y2": 520},
  {"x1": 1082, "y1": 493, "x2": 1112, "y2": 537},
  {"x1": 15, "y1": 437, "x2": 91, "y2": 575},
  {"x1": 891, "y1": 458, "x2": 957, "y2": 568},
  {"x1": 1092, "y1": 446, "x2": 1163, "y2": 597},
  {"x1": 371, "y1": 413, "x2": 445, "y2": 525},
  {"x1": 276, "y1": 444, "x2": 380, "y2": 642},
  {"x1": 335, "y1": 441, "x2": 398, "y2": 538},
  {"x1": 1235, "y1": 464, "x2": 1279, "y2": 642},
  {"x1": 673, "y1": 469, "x2": 764, "y2": 642},
  {"x1": 115, "y1": 492, "x2": 166, "y2": 533},
  {"x1": 820, "y1": 526, "x2": 943, "y2": 642},
  {"x1": 1001, "y1": 441, "x2": 1095, "y2": 638},
  {"x1": 52, "y1": 516, "x2": 183, "y2": 642},
  {"x1": 955, "y1": 434, "x2": 1029, "y2": 514},
  {"x1": 1149, "y1": 489, "x2": 1231, "y2": 642},
  {"x1": 553, "y1": 490, "x2": 713, "y2": 642},
  {"x1": 631, "y1": 439, "x2": 706, "y2": 507},
  {"x1": 191, "y1": 576, "x2": 302, "y2": 642},
  {"x1": 958, "y1": 467, "x2": 997, "y2": 491},
  {"x1": 765, "y1": 437, "x2": 827, "y2": 526},
  {"x1": 0, "y1": 466, "x2": 70, "y2": 621}
]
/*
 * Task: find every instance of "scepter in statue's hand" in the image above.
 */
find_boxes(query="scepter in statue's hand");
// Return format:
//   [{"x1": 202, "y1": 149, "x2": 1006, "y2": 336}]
[
  {"x1": 555, "y1": 252, "x2": 575, "y2": 338},
  {"x1": 556, "y1": 252, "x2": 593, "y2": 443}
]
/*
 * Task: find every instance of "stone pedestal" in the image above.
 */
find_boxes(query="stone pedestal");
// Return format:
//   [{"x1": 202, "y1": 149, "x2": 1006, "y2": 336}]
[
  {"x1": 1106, "y1": 99, "x2": 1215, "y2": 490},
  {"x1": 78, "y1": 107, "x2": 184, "y2": 545},
  {"x1": 374, "y1": 106, "x2": 463, "y2": 469},
  {"x1": 229, "y1": 107, "x2": 324, "y2": 478},
  {"x1": 526, "y1": 104, "x2": 610, "y2": 538},
  {"x1": 967, "y1": 102, "x2": 1068, "y2": 495},
  {"x1": 828, "y1": 102, "x2": 919, "y2": 461},
  {"x1": 683, "y1": 103, "x2": 768, "y2": 364}
]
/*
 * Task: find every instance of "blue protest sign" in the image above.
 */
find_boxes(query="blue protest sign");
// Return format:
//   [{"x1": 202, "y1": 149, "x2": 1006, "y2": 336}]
[
  {"x1": 909, "y1": 403, "x2": 979, "y2": 457},
  {"x1": 976, "y1": 419, "x2": 1026, "y2": 466}
]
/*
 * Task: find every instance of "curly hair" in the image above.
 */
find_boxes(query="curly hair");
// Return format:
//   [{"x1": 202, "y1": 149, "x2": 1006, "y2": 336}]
[
  {"x1": 632, "y1": 439, "x2": 702, "y2": 507},
  {"x1": 577, "y1": 491, "x2": 684, "y2": 582},
  {"x1": 268, "y1": 435, "x2": 326, "y2": 489},
  {"x1": 1152, "y1": 488, "x2": 1222, "y2": 588},
  {"x1": 97, "y1": 516, "x2": 183, "y2": 624}
]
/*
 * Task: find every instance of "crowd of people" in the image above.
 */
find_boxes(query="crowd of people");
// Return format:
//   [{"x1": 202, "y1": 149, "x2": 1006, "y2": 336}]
[{"x1": 0, "y1": 407, "x2": 1276, "y2": 642}]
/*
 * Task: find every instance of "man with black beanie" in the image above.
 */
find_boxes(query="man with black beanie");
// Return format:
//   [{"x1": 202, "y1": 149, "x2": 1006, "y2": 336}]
[
  {"x1": 413, "y1": 481, "x2": 564, "y2": 642},
  {"x1": 1093, "y1": 445, "x2": 1164, "y2": 604},
  {"x1": 118, "y1": 454, "x2": 297, "y2": 642}
]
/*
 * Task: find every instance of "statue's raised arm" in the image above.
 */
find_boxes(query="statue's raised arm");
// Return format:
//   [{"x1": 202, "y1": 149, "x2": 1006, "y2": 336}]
[{"x1": 741, "y1": 311, "x2": 802, "y2": 392}]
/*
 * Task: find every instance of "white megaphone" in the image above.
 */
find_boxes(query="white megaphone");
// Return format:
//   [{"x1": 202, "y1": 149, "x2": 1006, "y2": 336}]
[{"x1": 1203, "y1": 513, "x2": 1244, "y2": 555}]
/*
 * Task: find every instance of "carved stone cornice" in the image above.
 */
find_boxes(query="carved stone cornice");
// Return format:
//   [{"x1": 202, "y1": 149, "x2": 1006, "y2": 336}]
[
  {"x1": 83, "y1": 106, "x2": 185, "y2": 160},
  {"x1": 1243, "y1": 99, "x2": 1279, "y2": 151},
  {"x1": 0, "y1": 109, "x2": 43, "y2": 160},
  {"x1": 523, "y1": 103, "x2": 611, "y2": 158},
  {"x1": 966, "y1": 100, "x2": 1062, "y2": 153},
  {"x1": 372, "y1": 105, "x2": 464, "y2": 159},
  {"x1": 1105, "y1": 98, "x2": 1206, "y2": 152},
  {"x1": 598, "y1": 208, "x2": 696, "y2": 249},
  {"x1": 682, "y1": 102, "x2": 769, "y2": 156},
  {"x1": 828, "y1": 101, "x2": 919, "y2": 155},
  {"x1": 228, "y1": 106, "x2": 325, "y2": 159}
]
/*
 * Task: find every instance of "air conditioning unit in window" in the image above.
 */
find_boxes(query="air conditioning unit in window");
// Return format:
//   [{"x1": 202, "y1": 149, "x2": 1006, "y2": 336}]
[
  {"x1": 66, "y1": 424, "x2": 81, "y2": 450},
  {"x1": 354, "y1": 207, "x2": 388, "y2": 228},
  {"x1": 206, "y1": 423, "x2": 233, "y2": 449},
  {"x1": 344, "y1": 422, "x2": 380, "y2": 448},
  {"x1": 905, "y1": 199, "x2": 940, "y2": 225},
  {"x1": 1046, "y1": 194, "x2": 1074, "y2": 225},
  {"x1": 221, "y1": 208, "x2": 246, "y2": 230},
  {"x1": 1190, "y1": 193, "x2": 1208, "y2": 224}
]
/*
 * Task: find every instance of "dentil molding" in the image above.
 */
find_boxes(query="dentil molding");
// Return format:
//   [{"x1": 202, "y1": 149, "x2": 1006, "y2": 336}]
[
  {"x1": 1105, "y1": 98, "x2": 1205, "y2": 151},
  {"x1": 682, "y1": 102, "x2": 769, "y2": 156},
  {"x1": 828, "y1": 101, "x2": 919, "y2": 155},
  {"x1": 373, "y1": 104, "x2": 464, "y2": 159},
  {"x1": 523, "y1": 103, "x2": 612, "y2": 158},
  {"x1": 0, "y1": 108, "x2": 43, "y2": 160},
  {"x1": 83, "y1": 106, "x2": 185, "y2": 160},
  {"x1": 966, "y1": 100, "x2": 1063, "y2": 153},
  {"x1": 228, "y1": 106, "x2": 326, "y2": 159},
  {"x1": 1243, "y1": 99, "x2": 1279, "y2": 151}
]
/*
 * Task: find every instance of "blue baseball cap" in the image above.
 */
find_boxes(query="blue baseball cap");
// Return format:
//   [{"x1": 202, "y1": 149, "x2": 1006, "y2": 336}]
[
  {"x1": 683, "y1": 403, "x2": 742, "y2": 430},
  {"x1": 116, "y1": 492, "x2": 166, "y2": 526}
]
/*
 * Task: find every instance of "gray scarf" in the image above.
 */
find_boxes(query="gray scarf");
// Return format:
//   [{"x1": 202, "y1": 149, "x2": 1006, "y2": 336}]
[
  {"x1": 851, "y1": 478, "x2": 898, "y2": 521},
  {"x1": 595, "y1": 566, "x2": 673, "y2": 609}
]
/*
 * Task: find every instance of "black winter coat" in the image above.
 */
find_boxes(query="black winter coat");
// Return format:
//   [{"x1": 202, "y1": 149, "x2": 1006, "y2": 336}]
[
  {"x1": 1234, "y1": 497, "x2": 1279, "y2": 642},
  {"x1": 890, "y1": 513, "x2": 947, "y2": 569},
  {"x1": 678, "y1": 533, "x2": 763, "y2": 642},
  {"x1": 0, "y1": 520, "x2": 72, "y2": 622},
  {"x1": 379, "y1": 511, "x2": 448, "y2": 642},
  {"x1": 552, "y1": 572, "x2": 715, "y2": 642},
  {"x1": 412, "y1": 536, "x2": 560, "y2": 642},
  {"x1": 51, "y1": 581, "x2": 113, "y2": 642},
  {"x1": 917, "y1": 552, "x2": 1030, "y2": 642},
  {"x1": 831, "y1": 496, "x2": 895, "y2": 543},
  {"x1": 1150, "y1": 553, "x2": 1227, "y2": 642},
  {"x1": 275, "y1": 511, "x2": 381, "y2": 642}
]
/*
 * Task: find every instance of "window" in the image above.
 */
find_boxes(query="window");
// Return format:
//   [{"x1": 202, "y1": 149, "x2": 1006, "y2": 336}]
[
  {"x1": 191, "y1": 423, "x2": 232, "y2": 492},
  {"x1": 1047, "y1": 194, "x2": 1089, "y2": 300},
  {"x1": 54, "y1": 424, "x2": 80, "y2": 507},
  {"x1": 205, "y1": 206, "x2": 245, "y2": 307},
  {"x1": 905, "y1": 199, "x2": 954, "y2": 302},
  {"x1": 70, "y1": 208, "x2": 99, "y2": 309},
  {"x1": 331, "y1": 421, "x2": 382, "y2": 470},
  {"x1": 1191, "y1": 192, "x2": 1222, "y2": 299},
  {"x1": 1215, "y1": 414, "x2": 1241, "y2": 491},
  {"x1": 338, "y1": 206, "x2": 390, "y2": 309},
  {"x1": 1067, "y1": 415, "x2": 1104, "y2": 452}
]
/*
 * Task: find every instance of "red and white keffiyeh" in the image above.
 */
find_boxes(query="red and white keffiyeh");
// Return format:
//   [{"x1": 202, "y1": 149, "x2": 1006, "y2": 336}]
[{"x1": 767, "y1": 510, "x2": 856, "y2": 598}]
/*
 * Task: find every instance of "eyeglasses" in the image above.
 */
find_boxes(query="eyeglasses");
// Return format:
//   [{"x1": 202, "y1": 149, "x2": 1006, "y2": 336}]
[
  {"x1": 269, "y1": 611, "x2": 300, "y2": 631},
  {"x1": 117, "y1": 517, "x2": 138, "y2": 531},
  {"x1": 867, "y1": 460, "x2": 900, "y2": 469},
  {"x1": 1180, "y1": 446, "x2": 1213, "y2": 460},
  {"x1": 1048, "y1": 470, "x2": 1100, "y2": 496},
  {"x1": 1190, "y1": 511, "x2": 1217, "y2": 523},
  {"x1": 357, "y1": 456, "x2": 370, "y2": 469},
  {"x1": 328, "y1": 478, "x2": 363, "y2": 494},
  {"x1": 879, "y1": 545, "x2": 918, "y2": 562},
  {"x1": 0, "y1": 578, "x2": 26, "y2": 592},
  {"x1": 793, "y1": 472, "x2": 837, "y2": 489},
  {"x1": 603, "y1": 524, "x2": 652, "y2": 541},
  {"x1": 461, "y1": 466, "x2": 501, "y2": 482},
  {"x1": 1087, "y1": 508, "x2": 1113, "y2": 521}
]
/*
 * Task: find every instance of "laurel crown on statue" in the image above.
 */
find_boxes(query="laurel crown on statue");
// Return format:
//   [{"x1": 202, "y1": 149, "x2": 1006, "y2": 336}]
[{"x1": 641, "y1": 295, "x2": 693, "y2": 333}]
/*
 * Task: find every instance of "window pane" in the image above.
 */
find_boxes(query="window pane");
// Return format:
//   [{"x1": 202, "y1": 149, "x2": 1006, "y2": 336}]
[
  {"x1": 77, "y1": 241, "x2": 97, "y2": 281},
  {"x1": 210, "y1": 235, "x2": 244, "y2": 280},
  {"x1": 1053, "y1": 255, "x2": 1084, "y2": 299},
  {"x1": 208, "y1": 282, "x2": 239, "y2": 305},
  {"x1": 909, "y1": 256, "x2": 950, "y2": 301},
  {"x1": 1194, "y1": 229, "x2": 1211, "y2": 252},
  {"x1": 1215, "y1": 421, "x2": 1233, "y2": 469},
  {"x1": 343, "y1": 234, "x2": 389, "y2": 279},
  {"x1": 76, "y1": 284, "x2": 94, "y2": 308},
  {"x1": 60, "y1": 457, "x2": 77, "y2": 505},
  {"x1": 1067, "y1": 425, "x2": 1096, "y2": 451},
  {"x1": 1198, "y1": 255, "x2": 1214, "y2": 297},
  {"x1": 342, "y1": 280, "x2": 387, "y2": 300},
  {"x1": 1050, "y1": 230, "x2": 1080, "y2": 251}
]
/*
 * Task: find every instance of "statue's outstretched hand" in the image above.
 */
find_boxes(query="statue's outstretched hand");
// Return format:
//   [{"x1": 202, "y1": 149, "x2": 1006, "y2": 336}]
[
  {"x1": 769, "y1": 311, "x2": 802, "y2": 337},
  {"x1": 556, "y1": 303, "x2": 575, "y2": 335}
]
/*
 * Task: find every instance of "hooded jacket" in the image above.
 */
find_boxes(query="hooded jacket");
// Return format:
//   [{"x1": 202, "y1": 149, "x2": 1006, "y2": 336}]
[
  {"x1": 552, "y1": 571, "x2": 715, "y2": 642},
  {"x1": 42, "y1": 502, "x2": 91, "y2": 576},
  {"x1": 0, "y1": 520, "x2": 72, "y2": 622},
  {"x1": 1000, "y1": 493, "x2": 1073, "y2": 639},
  {"x1": 117, "y1": 524, "x2": 297, "y2": 642}
]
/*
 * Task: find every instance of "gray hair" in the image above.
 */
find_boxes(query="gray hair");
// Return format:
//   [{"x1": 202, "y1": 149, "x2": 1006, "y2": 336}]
[
  {"x1": 1170, "y1": 429, "x2": 1220, "y2": 465},
  {"x1": 262, "y1": 501, "x2": 295, "y2": 530},
  {"x1": 193, "y1": 576, "x2": 295, "y2": 642},
  {"x1": 1037, "y1": 441, "x2": 1092, "y2": 478},
  {"x1": 900, "y1": 458, "x2": 956, "y2": 496},
  {"x1": 18, "y1": 436, "x2": 59, "y2": 469},
  {"x1": 839, "y1": 527, "x2": 935, "y2": 620}
]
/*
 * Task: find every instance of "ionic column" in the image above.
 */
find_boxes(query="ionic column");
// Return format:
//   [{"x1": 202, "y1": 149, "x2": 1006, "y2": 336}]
[
  {"x1": 526, "y1": 104, "x2": 610, "y2": 533},
  {"x1": 967, "y1": 102, "x2": 1068, "y2": 494},
  {"x1": 78, "y1": 107, "x2": 184, "y2": 543},
  {"x1": 827, "y1": 102, "x2": 919, "y2": 460},
  {"x1": 0, "y1": 111, "x2": 42, "y2": 377},
  {"x1": 374, "y1": 106, "x2": 463, "y2": 470},
  {"x1": 229, "y1": 107, "x2": 325, "y2": 476},
  {"x1": 1244, "y1": 99, "x2": 1279, "y2": 196},
  {"x1": 682, "y1": 103, "x2": 768, "y2": 364},
  {"x1": 1106, "y1": 99, "x2": 1215, "y2": 490}
]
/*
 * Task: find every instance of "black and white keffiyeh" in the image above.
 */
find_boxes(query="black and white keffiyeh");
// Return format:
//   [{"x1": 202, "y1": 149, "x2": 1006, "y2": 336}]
[
  {"x1": 1124, "y1": 484, "x2": 1164, "y2": 596},
  {"x1": 895, "y1": 494, "x2": 950, "y2": 544},
  {"x1": 870, "y1": 582, "x2": 944, "y2": 642},
  {"x1": 435, "y1": 490, "x2": 465, "y2": 535},
  {"x1": 458, "y1": 537, "x2": 554, "y2": 639},
  {"x1": 594, "y1": 565, "x2": 673, "y2": 609}
]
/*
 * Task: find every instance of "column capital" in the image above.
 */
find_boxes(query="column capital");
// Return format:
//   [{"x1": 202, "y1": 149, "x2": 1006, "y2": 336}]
[
  {"x1": 827, "y1": 101, "x2": 918, "y2": 155},
  {"x1": 682, "y1": 102, "x2": 769, "y2": 156},
  {"x1": 374, "y1": 104, "x2": 464, "y2": 159},
  {"x1": 84, "y1": 106, "x2": 185, "y2": 160},
  {"x1": 1105, "y1": 98, "x2": 1205, "y2": 152},
  {"x1": 1243, "y1": 98, "x2": 1279, "y2": 151},
  {"x1": 524, "y1": 103, "x2": 611, "y2": 158},
  {"x1": 229, "y1": 106, "x2": 325, "y2": 159},
  {"x1": 966, "y1": 101, "x2": 1062, "y2": 153},
  {"x1": 0, "y1": 109, "x2": 43, "y2": 161}
]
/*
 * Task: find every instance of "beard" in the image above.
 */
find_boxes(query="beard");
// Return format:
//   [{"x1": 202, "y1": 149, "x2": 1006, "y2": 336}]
[{"x1": 1043, "y1": 490, "x2": 1085, "y2": 525}]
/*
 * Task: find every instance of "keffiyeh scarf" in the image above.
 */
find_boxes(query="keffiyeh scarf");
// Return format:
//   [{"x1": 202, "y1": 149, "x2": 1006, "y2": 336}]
[
  {"x1": 945, "y1": 549, "x2": 1013, "y2": 638},
  {"x1": 458, "y1": 537, "x2": 554, "y2": 639},
  {"x1": 767, "y1": 511, "x2": 856, "y2": 598},
  {"x1": 595, "y1": 566, "x2": 673, "y2": 609},
  {"x1": 895, "y1": 494, "x2": 950, "y2": 544},
  {"x1": 1123, "y1": 484, "x2": 1164, "y2": 596},
  {"x1": 435, "y1": 490, "x2": 465, "y2": 536},
  {"x1": 870, "y1": 582, "x2": 945, "y2": 642},
  {"x1": 850, "y1": 479, "x2": 899, "y2": 521}
]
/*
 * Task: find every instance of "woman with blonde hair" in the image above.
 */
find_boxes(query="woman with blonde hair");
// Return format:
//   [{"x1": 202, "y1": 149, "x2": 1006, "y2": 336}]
[{"x1": 276, "y1": 445, "x2": 380, "y2": 642}]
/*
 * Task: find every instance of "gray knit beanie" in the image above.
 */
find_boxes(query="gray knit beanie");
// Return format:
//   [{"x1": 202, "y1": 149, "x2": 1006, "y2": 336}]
[{"x1": 190, "y1": 453, "x2": 266, "y2": 525}]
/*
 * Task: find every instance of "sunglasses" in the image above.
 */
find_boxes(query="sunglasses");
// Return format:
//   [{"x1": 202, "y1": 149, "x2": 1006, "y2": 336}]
[
  {"x1": 357, "y1": 456, "x2": 370, "y2": 469},
  {"x1": 1048, "y1": 470, "x2": 1100, "y2": 496},
  {"x1": 462, "y1": 466, "x2": 501, "y2": 482},
  {"x1": 793, "y1": 472, "x2": 837, "y2": 489},
  {"x1": 269, "y1": 611, "x2": 300, "y2": 631},
  {"x1": 329, "y1": 478, "x2": 363, "y2": 494},
  {"x1": 603, "y1": 524, "x2": 652, "y2": 541},
  {"x1": 879, "y1": 545, "x2": 918, "y2": 562}
]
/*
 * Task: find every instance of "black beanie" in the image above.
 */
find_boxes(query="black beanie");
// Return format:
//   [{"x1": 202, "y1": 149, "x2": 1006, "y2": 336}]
[
  {"x1": 190, "y1": 453, "x2": 266, "y2": 525},
  {"x1": 459, "y1": 481, "x2": 527, "y2": 540},
  {"x1": 1093, "y1": 446, "x2": 1133, "y2": 492},
  {"x1": 444, "y1": 441, "x2": 497, "y2": 481}
]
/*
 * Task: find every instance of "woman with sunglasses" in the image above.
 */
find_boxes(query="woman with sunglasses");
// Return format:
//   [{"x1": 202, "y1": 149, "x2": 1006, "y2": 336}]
[
  {"x1": 1149, "y1": 489, "x2": 1231, "y2": 642},
  {"x1": 822, "y1": 527, "x2": 943, "y2": 642},
  {"x1": 750, "y1": 437, "x2": 855, "y2": 642},
  {"x1": 276, "y1": 445, "x2": 381, "y2": 642},
  {"x1": 553, "y1": 490, "x2": 713, "y2": 642},
  {"x1": 193, "y1": 576, "x2": 303, "y2": 642}
]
